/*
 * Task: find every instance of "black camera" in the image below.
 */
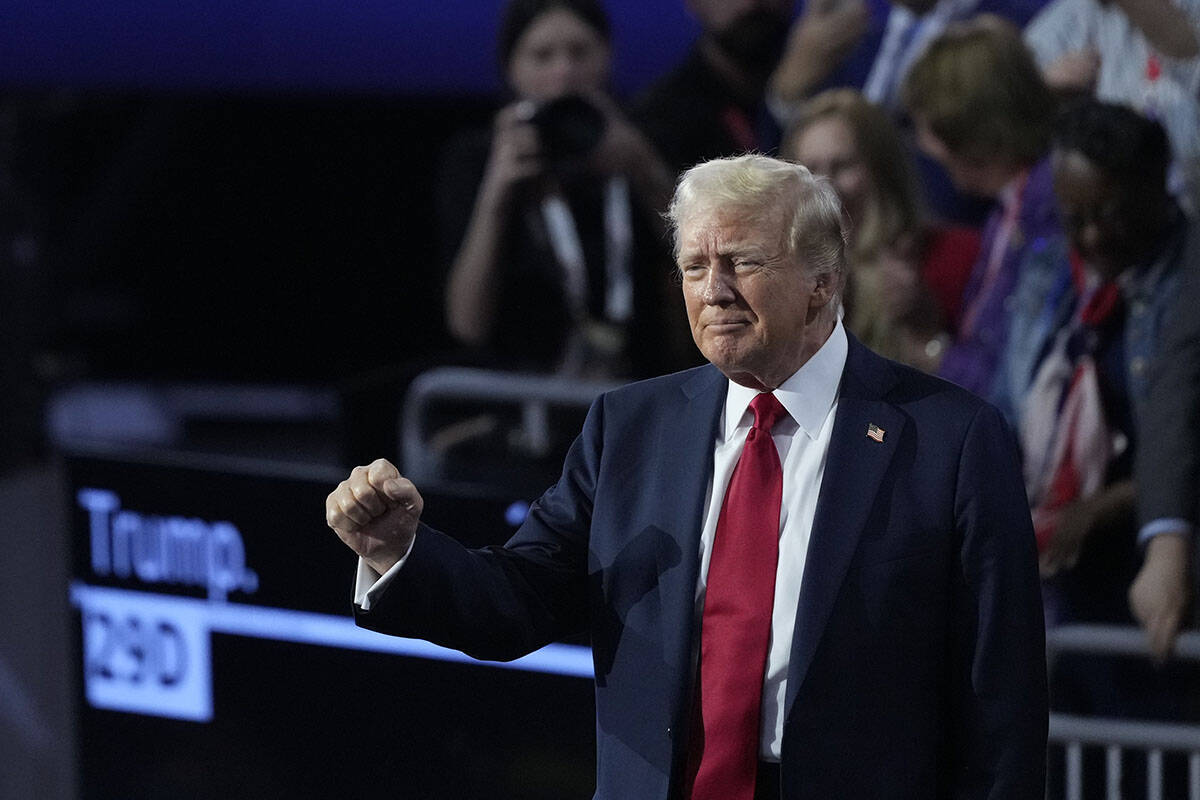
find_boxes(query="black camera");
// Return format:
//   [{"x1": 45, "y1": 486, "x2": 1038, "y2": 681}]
[{"x1": 529, "y1": 94, "x2": 607, "y2": 170}]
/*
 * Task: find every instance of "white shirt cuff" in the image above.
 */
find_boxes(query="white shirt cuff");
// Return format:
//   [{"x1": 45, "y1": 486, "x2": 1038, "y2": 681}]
[
  {"x1": 1138, "y1": 518, "x2": 1194, "y2": 546},
  {"x1": 353, "y1": 538, "x2": 415, "y2": 612}
]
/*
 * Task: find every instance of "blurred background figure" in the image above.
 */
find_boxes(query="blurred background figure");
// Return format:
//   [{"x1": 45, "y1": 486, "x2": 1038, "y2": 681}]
[
  {"x1": 439, "y1": 0, "x2": 687, "y2": 381},
  {"x1": 769, "y1": 0, "x2": 1048, "y2": 224},
  {"x1": 1028, "y1": 98, "x2": 1199, "y2": 798},
  {"x1": 781, "y1": 88, "x2": 978, "y2": 372},
  {"x1": 1024, "y1": 0, "x2": 1200, "y2": 213},
  {"x1": 428, "y1": 0, "x2": 699, "y2": 494},
  {"x1": 902, "y1": 16, "x2": 1071, "y2": 422},
  {"x1": 633, "y1": 0, "x2": 796, "y2": 170},
  {"x1": 1028, "y1": 100, "x2": 1190, "y2": 612}
]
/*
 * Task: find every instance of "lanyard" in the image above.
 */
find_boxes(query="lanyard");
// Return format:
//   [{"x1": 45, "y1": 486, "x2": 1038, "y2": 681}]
[{"x1": 540, "y1": 177, "x2": 635, "y2": 324}]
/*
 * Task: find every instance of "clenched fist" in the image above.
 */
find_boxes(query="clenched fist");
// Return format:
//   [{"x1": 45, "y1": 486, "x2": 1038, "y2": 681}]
[{"x1": 326, "y1": 458, "x2": 424, "y2": 576}]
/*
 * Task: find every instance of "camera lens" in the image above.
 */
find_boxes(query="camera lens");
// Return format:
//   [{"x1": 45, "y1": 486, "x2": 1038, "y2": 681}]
[{"x1": 530, "y1": 95, "x2": 606, "y2": 166}]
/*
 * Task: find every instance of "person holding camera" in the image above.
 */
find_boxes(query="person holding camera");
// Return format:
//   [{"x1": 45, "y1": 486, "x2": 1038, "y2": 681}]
[{"x1": 439, "y1": 0, "x2": 689, "y2": 380}]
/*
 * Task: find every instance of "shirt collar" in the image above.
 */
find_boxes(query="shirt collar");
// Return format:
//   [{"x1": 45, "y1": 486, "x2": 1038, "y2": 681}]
[{"x1": 722, "y1": 318, "x2": 849, "y2": 442}]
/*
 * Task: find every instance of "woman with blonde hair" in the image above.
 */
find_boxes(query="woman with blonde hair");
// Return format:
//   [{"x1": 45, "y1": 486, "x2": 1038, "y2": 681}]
[{"x1": 783, "y1": 88, "x2": 978, "y2": 371}]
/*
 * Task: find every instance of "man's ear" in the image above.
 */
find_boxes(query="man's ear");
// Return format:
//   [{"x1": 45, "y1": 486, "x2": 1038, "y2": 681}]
[{"x1": 808, "y1": 270, "x2": 839, "y2": 309}]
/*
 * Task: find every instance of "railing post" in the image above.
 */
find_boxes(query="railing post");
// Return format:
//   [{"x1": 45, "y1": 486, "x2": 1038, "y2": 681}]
[
  {"x1": 1067, "y1": 743, "x2": 1082, "y2": 800},
  {"x1": 1105, "y1": 745, "x2": 1121, "y2": 800},
  {"x1": 1148, "y1": 749, "x2": 1163, "y2": 800}
]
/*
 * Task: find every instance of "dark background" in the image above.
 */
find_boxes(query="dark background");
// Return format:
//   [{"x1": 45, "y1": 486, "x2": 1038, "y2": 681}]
[{"x1": 0, "y1": 1, "x2": 700, "y2": 386}]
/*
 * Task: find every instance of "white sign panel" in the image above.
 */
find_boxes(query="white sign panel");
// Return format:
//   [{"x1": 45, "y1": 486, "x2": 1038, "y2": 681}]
[{"x1": 79, "y1": 586, "x2": 213, "y2": 722}]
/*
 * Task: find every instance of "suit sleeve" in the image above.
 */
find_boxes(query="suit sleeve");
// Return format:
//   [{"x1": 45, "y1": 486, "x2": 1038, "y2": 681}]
[
  {"x1": 1136, "y1": 253, "x2": 1200, "y2": 530},
  {"x1": 353, "y1": 394, "x2": 604, "y2": 662},
  {"x1": 950, "y1": 402, "x2": 1048, "y2": 799}
]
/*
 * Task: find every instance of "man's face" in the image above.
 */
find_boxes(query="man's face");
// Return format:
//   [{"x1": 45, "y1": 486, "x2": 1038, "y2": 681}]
[
  {"x1": 687, "y1": 0, "x2": 793, "y2": 73},
  {"x1": 1052, "y1": 148, "x2": 1152, "y2": 280},
  {"x1": 677, "y1": 203, "x2": 835, "y2": 390}
]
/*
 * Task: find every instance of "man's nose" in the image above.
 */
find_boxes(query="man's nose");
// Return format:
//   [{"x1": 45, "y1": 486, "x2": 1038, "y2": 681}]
[{"x1": 702, "y1": 268, "x2": 736, "y2": 305}]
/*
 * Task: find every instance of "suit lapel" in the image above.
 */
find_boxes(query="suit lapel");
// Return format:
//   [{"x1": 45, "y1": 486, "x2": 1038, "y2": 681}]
[
  {"x1": 655, "y1": 366, "x2": 726, "y2": 705},
  {"x1": 784, "y1": 336, "x2": 905, "y2": 715}
]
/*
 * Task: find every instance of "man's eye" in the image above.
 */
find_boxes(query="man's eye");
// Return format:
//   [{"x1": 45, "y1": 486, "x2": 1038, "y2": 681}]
[{"x1": 733, "y1": 260, "x2": 761, "y2": 271}]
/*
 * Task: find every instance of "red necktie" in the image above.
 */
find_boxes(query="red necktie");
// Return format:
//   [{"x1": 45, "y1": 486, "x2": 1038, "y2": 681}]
[{"x1": 686, "y1": 392, "x2": 787, "y2": 800}]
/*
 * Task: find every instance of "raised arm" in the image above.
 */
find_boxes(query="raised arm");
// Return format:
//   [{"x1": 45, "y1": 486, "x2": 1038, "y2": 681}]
[
  {"x1": 1110, "y1": 0, "x2": 1200, "y2": 59},
  {"x1": 444, "y1": 102, "x2": 545, "y2": 346},
  {"x1": 326, "y1": 395, "x2": 606, "y2": 662},
  {"x1": 768, "y1": 0, "x2": 869, "y2": 115}
]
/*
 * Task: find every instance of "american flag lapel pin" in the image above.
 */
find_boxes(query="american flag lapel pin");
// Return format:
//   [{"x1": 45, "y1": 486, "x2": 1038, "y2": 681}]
[{"x1": 866, "y1": 423, "x2": 885, "y2": 443}]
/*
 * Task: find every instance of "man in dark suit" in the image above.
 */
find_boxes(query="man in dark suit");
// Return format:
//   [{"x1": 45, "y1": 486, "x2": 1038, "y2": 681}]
[
  {"x1": 1133, "y1": 248, "x2": 1200, "y2": 660},
  {"x1": 326, "y1": 154, "x2": 1047, "y2": 799}
]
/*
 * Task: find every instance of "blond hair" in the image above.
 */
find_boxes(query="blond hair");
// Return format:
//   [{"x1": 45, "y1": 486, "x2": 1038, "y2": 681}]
[
  {"x1": 666, "y1": 154, "x2": 848, "y2": 284},
  {"x1": 901, "y1": 15, "x2": 1053, "y2": 165}
]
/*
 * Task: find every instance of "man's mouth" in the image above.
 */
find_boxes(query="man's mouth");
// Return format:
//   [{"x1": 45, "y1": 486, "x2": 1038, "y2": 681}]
[{"x1": 705, "y1": 319, "x2": 749, "y2": 333}]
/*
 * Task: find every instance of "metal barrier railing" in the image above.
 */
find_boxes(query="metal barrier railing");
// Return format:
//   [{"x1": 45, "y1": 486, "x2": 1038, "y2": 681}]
[
  {"x1": 47, "y1": 380, "x2": 340, "y2": 450},
  {"x1": 398, "y1": 366, "x2": 621, "y2": 487},
  {"x1": 1046, "y1": 625, "x2": 1200, "y2": 800}
]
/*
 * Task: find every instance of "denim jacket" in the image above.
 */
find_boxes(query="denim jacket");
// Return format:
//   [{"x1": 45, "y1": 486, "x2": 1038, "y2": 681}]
[{"x1": 1120, "y1": 208, "x2": 1193, "y2": 423}]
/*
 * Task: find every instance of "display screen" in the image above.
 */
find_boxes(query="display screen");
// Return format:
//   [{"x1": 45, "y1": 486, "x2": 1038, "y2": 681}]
[{"x1": 66, "y1": 450, "x2": 596, "y2": 798}]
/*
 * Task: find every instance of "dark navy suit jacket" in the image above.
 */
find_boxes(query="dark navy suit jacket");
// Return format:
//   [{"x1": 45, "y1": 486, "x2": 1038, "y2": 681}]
[{"x1": 356, "y1": 335, "x2": 1048, "y2": 799}]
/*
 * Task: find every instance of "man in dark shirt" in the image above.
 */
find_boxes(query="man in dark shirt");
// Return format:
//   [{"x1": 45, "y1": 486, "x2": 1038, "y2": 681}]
[{"x1": 633, "y1": 0, "x2": 795, "y2": 170}]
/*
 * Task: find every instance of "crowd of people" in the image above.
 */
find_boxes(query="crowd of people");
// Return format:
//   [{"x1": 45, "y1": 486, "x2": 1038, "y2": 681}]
[{"x1": 433, "y1": 0, "x2": 1199, "y2": 741}]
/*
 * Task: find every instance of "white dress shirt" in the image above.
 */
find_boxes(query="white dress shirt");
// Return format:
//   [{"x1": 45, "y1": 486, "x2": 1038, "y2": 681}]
[
  {"x1": 694, "y1": 320, "x2": 847, "y2": 762},
  {"x1": 356, "y1": 321, "x2": 850, "y2": 763}
]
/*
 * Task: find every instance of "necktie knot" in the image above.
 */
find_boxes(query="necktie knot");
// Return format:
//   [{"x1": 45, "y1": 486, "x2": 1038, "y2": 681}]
[{"x1": 750, "y1": 393, "x2": 787, "y2": 433}]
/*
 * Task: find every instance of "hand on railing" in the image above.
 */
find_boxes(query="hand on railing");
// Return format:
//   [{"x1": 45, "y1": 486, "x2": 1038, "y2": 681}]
[{"x1": 1129, "y1": 532, "x2": 1192, "y2": 663}]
